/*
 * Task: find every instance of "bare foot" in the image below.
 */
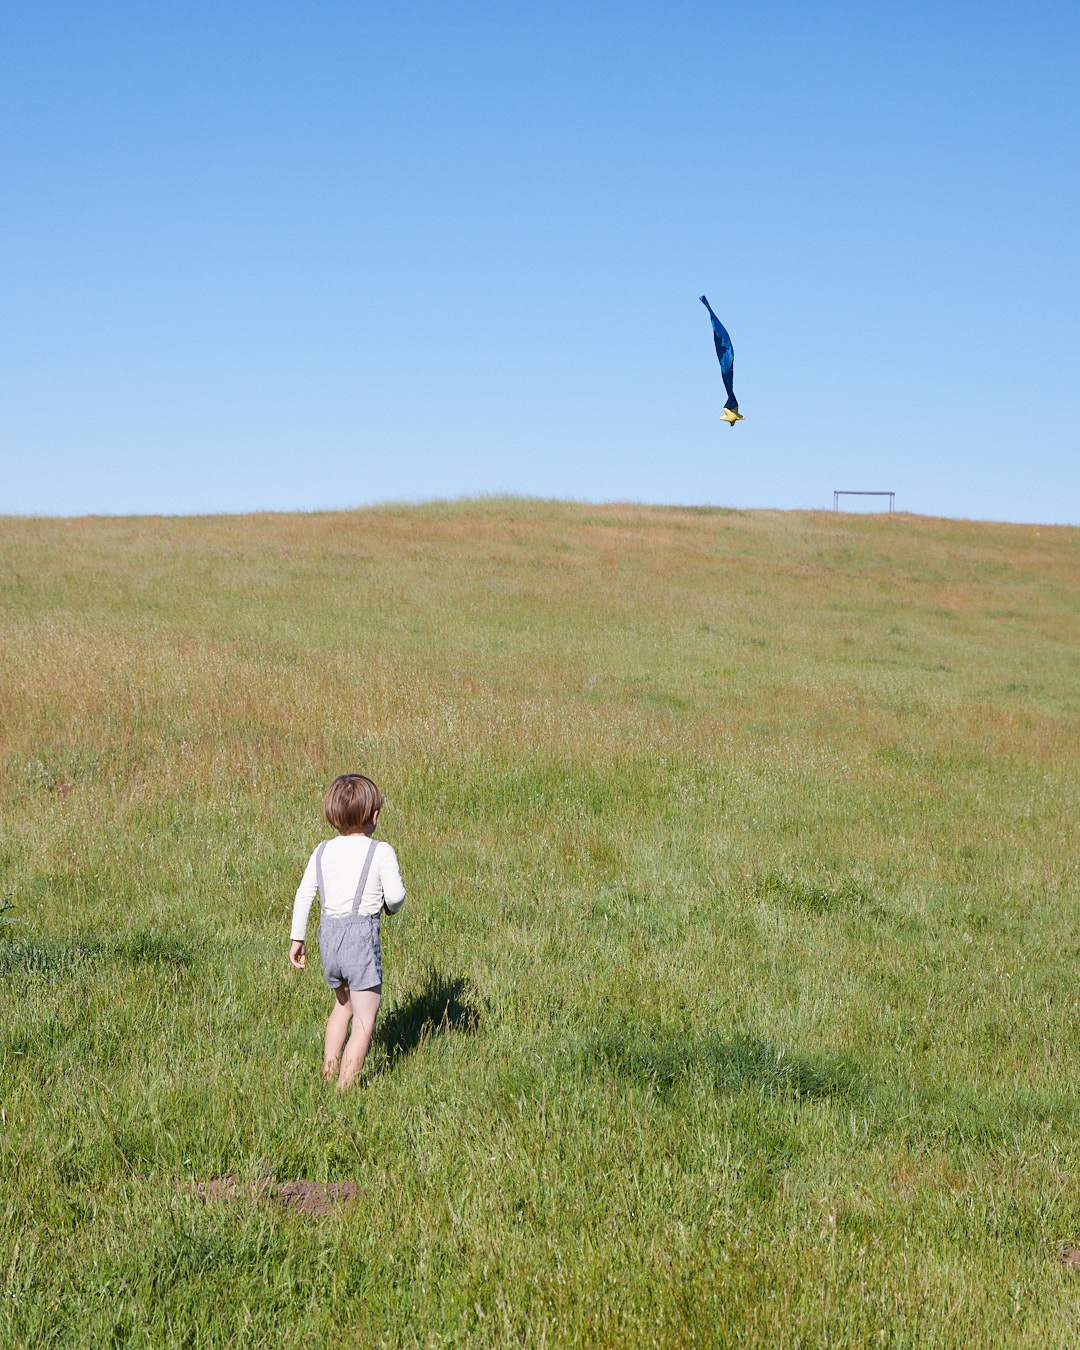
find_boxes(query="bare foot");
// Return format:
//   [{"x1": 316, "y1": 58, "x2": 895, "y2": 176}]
[{"x1": 321, "y1": 1058, "x2": 340, "y2": 1082}]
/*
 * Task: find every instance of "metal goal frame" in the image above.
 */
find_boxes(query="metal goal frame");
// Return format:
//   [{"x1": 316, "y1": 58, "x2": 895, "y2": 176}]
[{"x1": 832, "y1": 490, "x2": 895, "y2": 512}]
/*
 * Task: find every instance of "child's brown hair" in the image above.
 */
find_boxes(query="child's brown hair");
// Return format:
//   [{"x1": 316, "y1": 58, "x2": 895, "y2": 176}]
[{"x1": 324, "y1": 774, "x2": 383, "y2": 835}]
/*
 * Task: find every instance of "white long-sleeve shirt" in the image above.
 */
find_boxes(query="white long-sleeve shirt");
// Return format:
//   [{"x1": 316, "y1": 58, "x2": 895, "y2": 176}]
[{"x1": 290, "y1": 835, "x2": 406, "y2": 941}]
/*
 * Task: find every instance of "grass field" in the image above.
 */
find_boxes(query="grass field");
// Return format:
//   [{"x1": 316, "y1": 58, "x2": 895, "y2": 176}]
[{"x1": 2, "y1": 498, "x2": 1078, "y2": 1347}]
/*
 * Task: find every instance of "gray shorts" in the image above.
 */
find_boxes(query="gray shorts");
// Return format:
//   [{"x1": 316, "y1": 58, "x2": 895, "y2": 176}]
[{"x1": 318, "y1": 913, "x2": 382, "y2": 992}]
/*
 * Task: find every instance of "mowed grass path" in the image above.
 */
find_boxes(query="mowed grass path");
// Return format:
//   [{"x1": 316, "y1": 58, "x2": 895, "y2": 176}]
[{"x1": 2, "y1": 499, "x2": 1078, "y2": 1346}]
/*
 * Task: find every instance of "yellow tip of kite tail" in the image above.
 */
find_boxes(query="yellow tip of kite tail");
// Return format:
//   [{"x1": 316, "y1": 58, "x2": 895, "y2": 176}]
[{"x1": 721, "y1": 408, "x2": 744, "y2": 425}]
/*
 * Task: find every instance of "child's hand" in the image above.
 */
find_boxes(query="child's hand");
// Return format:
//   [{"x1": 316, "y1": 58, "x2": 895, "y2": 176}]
[{"x1": 289, "y1": 940, "x2": 307, "y2": 970}]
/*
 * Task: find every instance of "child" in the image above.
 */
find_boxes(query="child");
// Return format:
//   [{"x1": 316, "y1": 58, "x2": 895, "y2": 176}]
[{"x1": 289, "y1": 773, "x2": 406, "y2": 1088}]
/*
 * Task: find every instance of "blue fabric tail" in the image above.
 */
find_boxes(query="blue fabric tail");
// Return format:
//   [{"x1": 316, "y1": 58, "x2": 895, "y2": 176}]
[{"x1": 700, "y1": 294, "x2": 739, "y2": 412}]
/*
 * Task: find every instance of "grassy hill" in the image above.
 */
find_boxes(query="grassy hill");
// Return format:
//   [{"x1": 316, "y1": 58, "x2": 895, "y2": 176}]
[{"x1": 2, "y1": 499, "x2": 1078, "y2": 1346}]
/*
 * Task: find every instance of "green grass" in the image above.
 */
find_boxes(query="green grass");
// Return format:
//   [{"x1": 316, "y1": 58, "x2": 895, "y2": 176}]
[{"x1": 1, "y1": 498, "x2": 1078, "y2": 1346}]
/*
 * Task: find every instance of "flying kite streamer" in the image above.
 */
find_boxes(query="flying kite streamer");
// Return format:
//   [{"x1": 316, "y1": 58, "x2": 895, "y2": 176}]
[{"x1": 700, "y1": 294, "x2": 743, "y2": 425}]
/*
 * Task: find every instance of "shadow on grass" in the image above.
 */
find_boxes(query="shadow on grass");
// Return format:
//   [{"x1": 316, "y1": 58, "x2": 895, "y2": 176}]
[
  {"x1": 376, "y1": 969, "x2": 481, "y2": 1071},
  {"x1": 757, "y1": 870, "x2": 884, "y2": 919},
  {"x1": 0, "y1": 930, "x2": 196, "y2": 978},
  {"x1": 587, "y1": 1027, "x2": 859, "y2": 1101}
]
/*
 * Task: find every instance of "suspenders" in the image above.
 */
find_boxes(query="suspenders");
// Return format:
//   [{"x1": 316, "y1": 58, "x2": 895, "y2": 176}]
[{"x1": 315, "y1": 838, "x2": 379, "y2": 915}]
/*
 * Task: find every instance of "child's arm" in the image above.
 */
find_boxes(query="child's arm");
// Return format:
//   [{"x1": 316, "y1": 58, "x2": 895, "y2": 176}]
[
  {"x1": 379, "y1": 844, "x2": 407, "y2": 915},
  {"x1": 289, "y1": 848, "x2": 319, "y2": 968}
]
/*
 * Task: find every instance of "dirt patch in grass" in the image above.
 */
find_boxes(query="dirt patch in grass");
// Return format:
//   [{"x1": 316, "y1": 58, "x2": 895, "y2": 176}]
[
  {"x1": 1061, "y1": 1246, "x2": 1080, "y2": 1271},
  {"x1": 193, "y1": 1174, "x2": 360, "y2": 1217}
]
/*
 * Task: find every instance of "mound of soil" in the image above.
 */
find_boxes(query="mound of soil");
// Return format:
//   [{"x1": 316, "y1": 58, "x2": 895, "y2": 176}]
[
  {"x1": 193, "y1": 1174, "x2": 359, "y2": 1217},
  {"x1": 275, "y1": 1180, "x2": 360, "y2": 1216}
]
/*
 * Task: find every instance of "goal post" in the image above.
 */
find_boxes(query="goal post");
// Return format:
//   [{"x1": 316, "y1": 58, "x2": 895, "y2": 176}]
[{"x1": 832, "y1": 490, "x2": 895, "y2": 513}]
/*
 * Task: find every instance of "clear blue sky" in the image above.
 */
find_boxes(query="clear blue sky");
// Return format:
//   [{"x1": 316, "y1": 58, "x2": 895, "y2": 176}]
[{"x1": 2, "y1": 2, "x2": 1078, "y2": 522}]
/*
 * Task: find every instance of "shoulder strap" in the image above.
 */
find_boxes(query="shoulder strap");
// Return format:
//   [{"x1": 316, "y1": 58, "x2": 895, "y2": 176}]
[
  {"x1": 315, "y1": 842, "x2": 328, "y2": 903},
  {"x1": 351, "y1": 839, "x2": 380, "y2": 914}
]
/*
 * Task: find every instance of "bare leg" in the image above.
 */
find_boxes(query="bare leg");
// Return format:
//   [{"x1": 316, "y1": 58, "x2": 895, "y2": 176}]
[
  {"x1": 337, "y1": 988, "x2": 381, "y2": 1089},
  {"x1": 323, "y1": 986, "x2": 352, "y2": 1081}
]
